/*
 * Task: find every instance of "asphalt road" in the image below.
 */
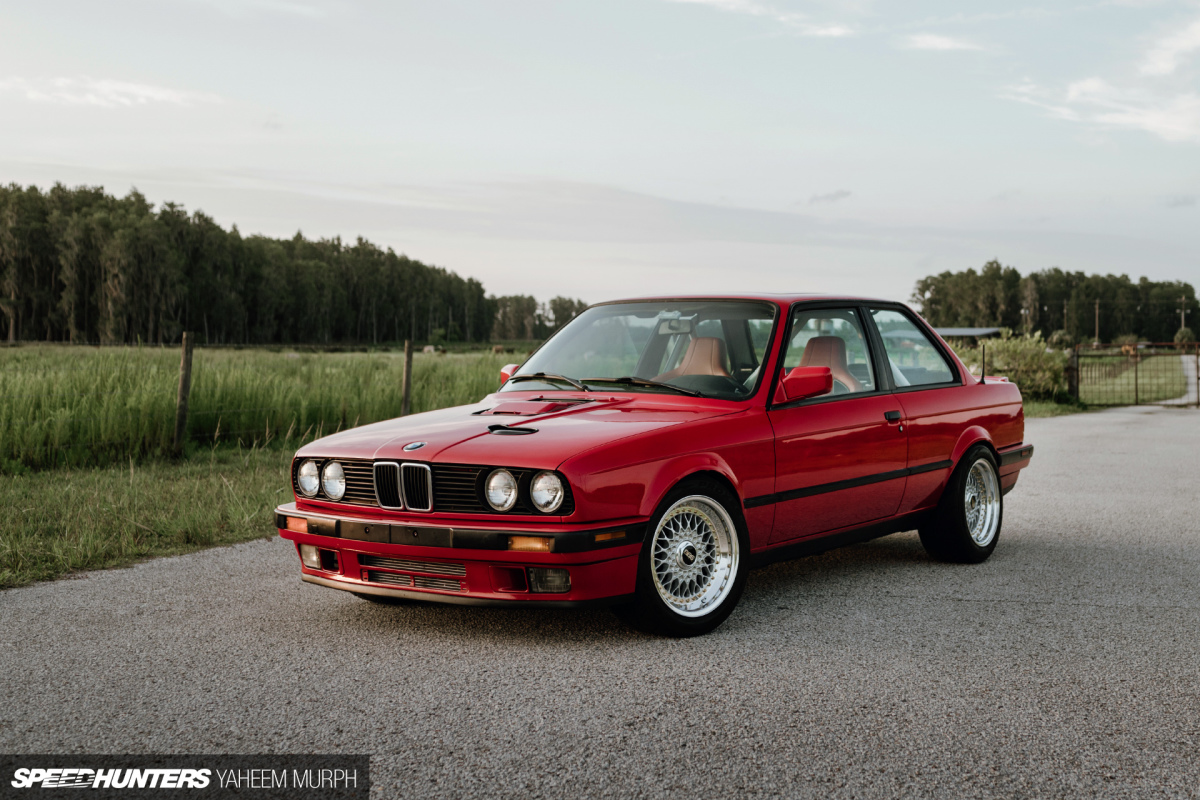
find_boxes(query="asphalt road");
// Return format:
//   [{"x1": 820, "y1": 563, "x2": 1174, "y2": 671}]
[{"x1": 2, "y1": 406, "x2": 1199, "y2": 799}]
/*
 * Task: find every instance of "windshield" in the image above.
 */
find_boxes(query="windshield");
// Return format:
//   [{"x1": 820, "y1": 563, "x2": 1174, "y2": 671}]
[{"x1": 505, "y1": 300, "x2": 778, "y2": 400}]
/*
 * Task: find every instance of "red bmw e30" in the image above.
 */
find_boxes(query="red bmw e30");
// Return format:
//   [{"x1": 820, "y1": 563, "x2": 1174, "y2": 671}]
[{"x1": 276, "y1": 295, "x2": 1033, "y2": 636}]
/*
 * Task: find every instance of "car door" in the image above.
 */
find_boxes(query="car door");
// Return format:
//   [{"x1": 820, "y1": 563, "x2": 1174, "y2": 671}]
[
  {"x1": 764, "y1": 305, "x2": 909, "y2": 544},
  {"x1": 865, "y1": 307, "x2": 964, "y2": 514}
]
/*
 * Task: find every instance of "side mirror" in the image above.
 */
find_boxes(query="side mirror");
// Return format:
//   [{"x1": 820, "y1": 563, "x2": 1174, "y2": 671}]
[
  {"x1": 499, "y1": 363, "x2": 520, "y2": 387},
  {"x1": 775, "y1": 366, "x2": 832, "y2": 403}
]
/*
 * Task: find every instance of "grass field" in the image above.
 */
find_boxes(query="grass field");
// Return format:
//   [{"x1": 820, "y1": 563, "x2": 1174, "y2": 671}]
[
  {"x1": 0, "y1": 445, "x2": 288, "y2": 589},
  {"x1": 0, "y1": 346, "x2": 516, "y2": 471}
]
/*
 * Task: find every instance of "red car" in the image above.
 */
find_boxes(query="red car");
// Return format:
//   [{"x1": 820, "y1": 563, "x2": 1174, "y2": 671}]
[{"x1": 276, "y1": 295, "x2": 1033, "y2": 636}]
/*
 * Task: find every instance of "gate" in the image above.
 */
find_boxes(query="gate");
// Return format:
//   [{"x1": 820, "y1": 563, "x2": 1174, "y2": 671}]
[{"x1": 1072, "y1": 343, "x2": 1200, "y2": 407}]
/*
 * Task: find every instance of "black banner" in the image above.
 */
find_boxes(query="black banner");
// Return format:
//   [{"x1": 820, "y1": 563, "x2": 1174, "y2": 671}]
[{"x1": 0, "y1": 755, "x2": 368, "y2": 799}]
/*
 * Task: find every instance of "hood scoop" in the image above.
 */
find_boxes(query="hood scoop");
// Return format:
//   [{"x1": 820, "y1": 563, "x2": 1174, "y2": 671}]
[
  {"x1": 479, "y1": 401, "x2": 579, "y2": 417},
  {"x1": 487, "y1": 423, "x2": 537, "y2": 436}
]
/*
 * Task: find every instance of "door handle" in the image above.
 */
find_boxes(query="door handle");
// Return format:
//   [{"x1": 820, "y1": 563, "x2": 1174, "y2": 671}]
[{"x1": 884, "y1": 410, "x2": 902, "y2": 423}]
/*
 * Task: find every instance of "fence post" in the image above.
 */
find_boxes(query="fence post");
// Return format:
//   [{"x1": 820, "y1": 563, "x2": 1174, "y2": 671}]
[
  {"x1": 401, "y1": 339, "x2": 413, "y2": 416},
  {"x1": 1068, "y1": 347, "x2": 1079, "y2": 401},
  {"x1": 1195, "y1": 343, "x2": 1199, "y2": 409},
  {"x1": 1134, "y1": 347, "x2": 1139, "y2": 405},
  {"x1": 173, "y1": 332, "x2": 194, "y2": 455}
]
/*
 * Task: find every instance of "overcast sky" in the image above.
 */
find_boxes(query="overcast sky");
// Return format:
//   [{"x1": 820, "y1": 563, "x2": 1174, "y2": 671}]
[{"x1": 2, "y1": 0, "x2": 1198, "y2": 305}]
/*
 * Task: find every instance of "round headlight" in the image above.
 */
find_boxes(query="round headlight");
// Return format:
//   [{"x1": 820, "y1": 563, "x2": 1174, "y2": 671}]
[
  {"x1": 530, "y1": 471, "x2": 565, "y2": 513},
  {"x1": 485, "y1": 469, "x2": 518, "y2": 511},
  {"x1": 322, "y1": 461, "x2": 346, "y2": 500},
  {"x1": 297, "y1": 459, "x2": 320, "y2": 497}
]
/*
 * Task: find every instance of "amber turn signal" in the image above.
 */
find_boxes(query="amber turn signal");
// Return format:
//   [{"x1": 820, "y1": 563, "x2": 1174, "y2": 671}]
[
  {"x1": 285, "y1": 516, "x2": 309, "y2": 533},
  {"x1": 594, "y1": 530, "x2": 625, "y2": 543},
  {"x1": 508, "y1": 535, "x2": 553, "y2": 553}
]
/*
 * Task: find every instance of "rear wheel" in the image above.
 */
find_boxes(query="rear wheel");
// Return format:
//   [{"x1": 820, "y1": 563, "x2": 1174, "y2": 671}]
[
  {"x1": 919, "y1": 445, "x2": 1002, "y2": 563},
  {"x1": 616, "y1": 478, "x2": 749, "y2": 637}
]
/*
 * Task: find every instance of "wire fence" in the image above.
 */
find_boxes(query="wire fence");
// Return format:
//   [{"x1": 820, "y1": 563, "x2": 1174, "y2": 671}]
[
  {"x1": 1072, "y1": 343, "x2": 1200, "y2": 407},
  {"x1": 0, "y1": 339, "x2": 515, "y2": 472}
]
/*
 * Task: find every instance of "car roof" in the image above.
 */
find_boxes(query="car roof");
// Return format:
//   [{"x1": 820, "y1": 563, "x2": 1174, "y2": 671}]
[{"x1": 595, "y1": 293, "x2": 909, "y2": 307}]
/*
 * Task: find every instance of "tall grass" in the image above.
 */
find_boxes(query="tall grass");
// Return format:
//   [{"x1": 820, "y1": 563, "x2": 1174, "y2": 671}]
[{"x1": 0, "y1": 346, "x2": 518, "y2": 471}]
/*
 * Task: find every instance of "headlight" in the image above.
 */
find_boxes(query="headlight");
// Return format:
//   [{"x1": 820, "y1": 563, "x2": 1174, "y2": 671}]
[
  {"x1": 322, "y1": 461, "x2": 346, "y2": 500},
  {"x1": 485, "y1": 469, "x2": 518, "y2": 511},
  {"x1": 297, "y1": 459, "x2": 320, "y2": 497},
  {"x1": 530, "y1": 471, "x2": 565, "y2": 513}
]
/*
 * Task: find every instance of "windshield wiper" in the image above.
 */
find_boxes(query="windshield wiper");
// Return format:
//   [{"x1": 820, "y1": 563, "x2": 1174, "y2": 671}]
[
  {"x1": 582, "y1": 376, "x2": 705, "y2": 398},
  {"x1": 507, "y1": 372, "x2": 590, "y2": 392}
]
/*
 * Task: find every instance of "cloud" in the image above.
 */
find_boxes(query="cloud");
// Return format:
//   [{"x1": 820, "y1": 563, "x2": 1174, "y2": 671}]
[
  {"x1": 809, "y1": 190, "x2": 852, "y2": 204},
  {"x1": 904, "y1": 33, "x2": 984, "y2": 51},
  {"x1": 1140, "y1": 18, "x2": 1200, "y2": 75},
  {"x1": 1166, "y1": 194, "x2": 1197, "y2": 207},
  {"x1": 0, "y1": 77, "x2": 220, "y2": 108},
  {"x1": 1003, "y1": 78, "x2": 1200, "y2": 142},
  {"x1": 661, "y1": 0, "x2": 854, "y2": 36}
]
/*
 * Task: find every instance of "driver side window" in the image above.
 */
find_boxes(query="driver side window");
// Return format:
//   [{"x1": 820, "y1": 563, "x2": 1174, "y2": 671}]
[{"x1": 781, "y1": 308, "x2": 876, "y2": 396}]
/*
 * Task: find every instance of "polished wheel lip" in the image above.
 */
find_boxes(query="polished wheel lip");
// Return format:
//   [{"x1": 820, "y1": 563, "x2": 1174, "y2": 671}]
[
  {"x1": 650, "y1": 494, "x2": 739, "y2": 618},
  {"x1": 964, "y1": 458, "x2": 1001, "y2": 546}
]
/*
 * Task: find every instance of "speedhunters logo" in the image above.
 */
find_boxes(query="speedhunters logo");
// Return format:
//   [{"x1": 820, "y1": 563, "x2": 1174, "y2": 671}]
[
  {"x1": 1, "y1": 756, "x2": 368, "y2": 797},
  {"x1": 12, "y1": 768, "x2": 211, "y2": 789}
]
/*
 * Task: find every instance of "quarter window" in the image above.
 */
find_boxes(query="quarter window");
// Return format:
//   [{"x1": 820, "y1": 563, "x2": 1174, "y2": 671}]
[
  {"x1": 780, "y1": 308, "x2": 876, "y2": 396},
  {"x1": 870, "y1": 309, "x2": 955, "y2": 387}
]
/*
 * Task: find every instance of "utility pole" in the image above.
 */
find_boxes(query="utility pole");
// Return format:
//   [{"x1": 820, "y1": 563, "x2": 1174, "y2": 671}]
[
  {"x1": 1180, "y1": 295, "x2": 1190, "y2": 333},
  {"x1": 1095, "y1": 298, "x2": 1100, "y2": 344}
]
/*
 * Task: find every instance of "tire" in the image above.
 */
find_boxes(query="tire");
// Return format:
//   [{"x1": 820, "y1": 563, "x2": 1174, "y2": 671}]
[
  {"x1": 919, "y1": 445, "x2": 1003, "y2": 564},
  {"x1": 615, "y1": 477, "x2": 750, "y2": 637}
]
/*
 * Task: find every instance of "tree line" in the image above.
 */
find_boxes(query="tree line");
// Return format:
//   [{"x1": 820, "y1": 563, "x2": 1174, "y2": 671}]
[
  {"x1": 912, "y1": 261, "x2": 1196, "y2": 344},
  {"x1": 0, "y1": 183, "x2": 585, "y2": 346}
]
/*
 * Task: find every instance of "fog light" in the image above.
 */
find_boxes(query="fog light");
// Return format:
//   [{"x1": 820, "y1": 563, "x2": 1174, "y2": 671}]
[
  {"x1": 528, "y1": 567, "x2": 570, "y2": 593},
  {"x1": 285, "y1": 516, "x2": 308, "y2": 533},
  {"x1": 300, "y1": 544, "x2": 321, "y2": 569},
  {"x1": 508, "y1": 535, "x2": 553, "y2": 553}
]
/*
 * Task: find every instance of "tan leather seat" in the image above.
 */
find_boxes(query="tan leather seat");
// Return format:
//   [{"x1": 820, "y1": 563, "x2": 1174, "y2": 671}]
[
  {"x1": 799, "y1": 336, "x2": 862, "y2": 393},
  {"x1": 655, "y1": 337, "x2": 730, "y2": 381}
]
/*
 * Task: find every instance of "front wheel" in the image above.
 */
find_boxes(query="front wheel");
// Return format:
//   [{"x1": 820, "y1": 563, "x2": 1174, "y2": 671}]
[
  {"x1": 616, "y1": 479, "x2": 749, "y2": 637},
  {"x1": 919, "y1": 445, "x2": 1003, "y2": 564}
]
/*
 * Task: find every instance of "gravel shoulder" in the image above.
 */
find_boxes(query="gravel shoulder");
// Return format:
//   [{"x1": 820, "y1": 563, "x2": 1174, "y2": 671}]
[{"x1": 2, "y1": 405, "x2": 1198, "y2": 799}]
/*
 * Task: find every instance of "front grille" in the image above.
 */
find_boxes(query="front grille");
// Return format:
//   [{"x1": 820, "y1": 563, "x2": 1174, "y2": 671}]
[
  {"x1": 402, "y1": 463, "x2": 432, "y2": 511},
  {"x1": 294, "y1": 458, "x2": 573, "y2": 516},
  {"x1": 366, "y1": 570, "x2": 412, "y2": 587},
  {"x1": 359, "y1": 555, "x2": 466, "y2": 577},
  {"x1": 373, "y1": 462, "x2": 403, "y2": 508},
  {"x1": 431, "y1": 465, "x2": 486, "y2": 513},
  {"x1": 414, "y1": 575, "x2": 463, "y2": 592}
]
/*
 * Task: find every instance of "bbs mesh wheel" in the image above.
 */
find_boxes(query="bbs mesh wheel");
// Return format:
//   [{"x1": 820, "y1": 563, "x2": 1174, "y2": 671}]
[{"x1": 616, "y1": 477, "x2": 749, "y2": 637}]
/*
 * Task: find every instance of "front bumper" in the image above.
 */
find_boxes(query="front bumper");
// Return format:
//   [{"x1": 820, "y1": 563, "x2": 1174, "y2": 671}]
[{"x1": 276, "y1": 503, "x2": 644, "y2": 606}]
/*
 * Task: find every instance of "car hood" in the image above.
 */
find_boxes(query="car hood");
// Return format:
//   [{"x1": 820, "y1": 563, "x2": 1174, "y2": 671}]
[{"x1": 294, "y1": 392, "x2": 743, "y2": 469}]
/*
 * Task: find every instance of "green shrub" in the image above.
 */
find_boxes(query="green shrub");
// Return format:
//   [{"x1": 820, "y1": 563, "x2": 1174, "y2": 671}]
[
  {"x1": 952, "y1": 331, "x2": 1068, "y2": 401},
  {"x1": 1114, "y1": 333, "x2": 1139, "y2": 347},
  {"x1": 1047, "y1": 329, "x2": 1074, "y2": 350},
  {"x1": 1175, "y1": 327, "x2": 1195, "y2": 345}
]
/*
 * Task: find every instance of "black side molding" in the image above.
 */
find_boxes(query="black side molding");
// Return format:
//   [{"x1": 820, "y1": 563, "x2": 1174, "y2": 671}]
[{"x1": 744, "y1": 460, "x2": 952, "y2": 509}]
